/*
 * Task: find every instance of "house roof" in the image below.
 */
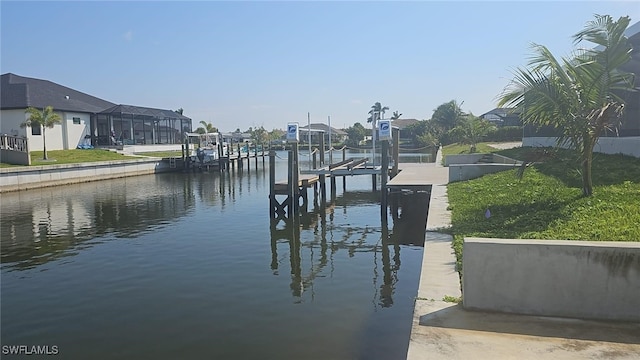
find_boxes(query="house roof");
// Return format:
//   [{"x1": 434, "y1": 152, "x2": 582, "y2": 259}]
[
  {"x1": 1, "y1": 73, "x2": 116, "y2": 113},
  {"x1": 481, "y1": 107, "x2": 521, "y2": 118},
  {"x1": 391, "y1": 118, "x2": 420, "y2": 129},
  {"x1": 300, "y1": 123, "x2": 347, "y2": 136},
  {"x1": 99, "y1": 104, "x2": 190, "y2": 121}
]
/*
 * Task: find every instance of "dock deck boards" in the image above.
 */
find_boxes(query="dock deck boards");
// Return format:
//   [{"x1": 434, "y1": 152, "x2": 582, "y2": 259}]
[
  {"x1": 274, "y1": 174, "x2": 319, "y2": 194},
  {"x1": 387, "y1": 163, "x2": 448, "y2": 189}
]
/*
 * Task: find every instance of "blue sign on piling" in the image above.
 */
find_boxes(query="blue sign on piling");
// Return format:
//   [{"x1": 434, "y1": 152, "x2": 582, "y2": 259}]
[
  {"x1": 286, "y1": 123, "x2": 299, "y2": 143},
  {"x1": 378, "y1": 120, "x2": 391, "y2": 141}
]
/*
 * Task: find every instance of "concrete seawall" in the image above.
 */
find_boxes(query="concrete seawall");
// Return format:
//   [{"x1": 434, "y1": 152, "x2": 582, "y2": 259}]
[
  {"x1": 407, "y1": 146, "x2": 640, "y2": 359},
  {"x1": 0, "y1": 158, "x2": 174, "y2": 193},
  {"x1": 463, "y1": 237, "x2": 640, "y2": 322}
]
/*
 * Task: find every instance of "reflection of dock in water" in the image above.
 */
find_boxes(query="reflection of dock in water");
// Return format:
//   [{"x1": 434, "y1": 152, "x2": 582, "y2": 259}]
[
  {"x1": 269, "y1": 187, "x2": 428, "y2": 307},
  {"x1": 267, "y1": 133, "x2": 434, "y2": 305}
]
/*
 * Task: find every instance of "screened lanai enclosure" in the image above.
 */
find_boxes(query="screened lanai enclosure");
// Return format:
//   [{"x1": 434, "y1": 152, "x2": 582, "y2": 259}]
[{"x1": 93, "y1": 105, "x2": 192, "y2": 146}]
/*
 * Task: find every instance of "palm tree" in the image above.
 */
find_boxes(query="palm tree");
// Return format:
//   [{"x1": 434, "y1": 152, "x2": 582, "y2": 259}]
[
  {"x1": 498, "y1": 14, "x2": 634, "y2": 196},
  {"x1": 21, "y1": 106, "x2": 62, "y2": 160},
  {"x1": 367, "y1": 102, "x2": 389, "y2": 123},
  {"x1": 449, "y1": 115, "x2": 496, "y2": 153},
  {"x1": 391, "y1": 111, "x2": 402, "y2": 120},
  {"x1": 367, "y1": 102, "x2": 389, "y2": 165},
  {"x1": 199, "y1": 121, "x2": 217, "y2": 133},
  {"x1": 431, "y1": 100, "x2": 464, "y2": 132}
]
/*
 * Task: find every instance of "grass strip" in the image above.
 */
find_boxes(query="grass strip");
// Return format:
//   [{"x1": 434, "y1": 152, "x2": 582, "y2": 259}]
[
  {"x1": 1, "y1": 149, "x2": 139, "y2": 167},
  {"x1": 447, "y1": 147, "x2": 640, "y2": 273}
]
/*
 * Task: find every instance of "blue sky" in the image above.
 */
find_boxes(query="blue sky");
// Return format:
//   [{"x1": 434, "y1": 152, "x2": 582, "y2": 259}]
[{"x1": 2, "y1": 1, "x2": 638, "y2": 132}]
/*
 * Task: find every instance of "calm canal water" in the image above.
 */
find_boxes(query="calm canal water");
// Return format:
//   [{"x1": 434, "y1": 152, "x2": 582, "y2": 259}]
[{"x1": 1, "y1": 151, "x2": 431, "y2": 359}]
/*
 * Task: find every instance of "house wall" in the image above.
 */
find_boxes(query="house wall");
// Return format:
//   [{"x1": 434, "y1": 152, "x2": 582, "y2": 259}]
[
  {"x1": 43, "y1": 114, "x2": 64, "y2": 151},
  {"x1": 1, "y1": 109, "x2": 93, "y2": 151},
  {"x1": 1, "y1": 109, "x2": 28, "y2": 137},
  {"x1": 0, "y1": 109, "x2": 67, "y2": 152},
  {"x1": 523, "y1": 136, "x2": 640, "y2": 157},
  {"x1": 462, "y1": 237, "x2": 640, "y2": 322},
  {"x1": 61, "y1": 112, "x2": 91, "y2": 149}
]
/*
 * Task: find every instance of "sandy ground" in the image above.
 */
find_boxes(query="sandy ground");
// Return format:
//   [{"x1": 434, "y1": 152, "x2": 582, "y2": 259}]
[{"x1": 486, "y1": 141, "x2": 522, "y2": 150}]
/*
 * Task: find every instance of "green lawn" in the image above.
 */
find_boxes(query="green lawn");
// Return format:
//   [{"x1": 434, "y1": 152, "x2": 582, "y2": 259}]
[
  {"x1": 0, "y1": 149, "x2": 139, "y2": 167},
  {"x1": 446, "y1": 147, "x2": 640, "y2": 272},
  {"x1": 441, "y1": 142, "x2": 500, "y2": 157}
]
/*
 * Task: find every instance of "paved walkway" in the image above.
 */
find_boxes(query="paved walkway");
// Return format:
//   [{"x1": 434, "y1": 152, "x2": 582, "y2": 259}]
[
  {"x1": 405, "y1": 148, "x2": 640, "y2": 360},
  {"x1": 486, "y1": 141, "x2": 522, "y2": 150}
]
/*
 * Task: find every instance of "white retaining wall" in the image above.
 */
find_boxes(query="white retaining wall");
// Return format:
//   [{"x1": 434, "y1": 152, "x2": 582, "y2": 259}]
[
  {"x1": 0, "y1": 158, "x2": 173, "y2": 193},
  {"x1": 448, "y1": 163, "x2": 520, "y2": 182},
  {"x1": 121, "y1": 144, "x2": 184, "y2": 154},
  {"x1": 523, "y1": 136, "x2": 640, "y2": 158},
  {"x1": 444, "y1": 154, "x2": 485, "y2": 166},
  {"x1": 462, "y1": 237, "x2": 640, "y2": 322}
]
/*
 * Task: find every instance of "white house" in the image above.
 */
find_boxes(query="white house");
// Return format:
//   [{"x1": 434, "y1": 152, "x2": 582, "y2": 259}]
[{"x1": 1, "y1": 73, "x2": 192, "y2": 151}]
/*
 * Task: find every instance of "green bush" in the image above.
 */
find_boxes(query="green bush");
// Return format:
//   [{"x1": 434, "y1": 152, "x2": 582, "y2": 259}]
[{"x1": 484, "y1": 126, "x2": 523, "y2": 142}]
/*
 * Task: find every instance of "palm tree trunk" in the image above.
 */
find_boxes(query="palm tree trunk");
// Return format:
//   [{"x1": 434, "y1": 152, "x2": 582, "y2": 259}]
[
  {"x1": 581, "y1": 153, "x2": 593, "y2": 196},
  {"x1": 42, "y1": 127, "x2": 48, "y2": 160},
  {"x1": 581, "y1": 137, "x2": 595, "y2": 196}
]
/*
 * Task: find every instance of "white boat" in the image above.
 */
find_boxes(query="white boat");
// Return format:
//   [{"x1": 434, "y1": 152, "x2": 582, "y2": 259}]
[{"x1": 184, "y1": 132, "x2": 228, "y2": 165}]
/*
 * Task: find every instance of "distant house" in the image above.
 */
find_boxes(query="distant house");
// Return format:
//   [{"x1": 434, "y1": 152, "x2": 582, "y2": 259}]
[
  {"x1": 0, "y1": 73, "x2": 192, "y2": 151},
  {"x1": 300, "y1": 123, "x2": 347, "y2": 144},
  {"x1": 221, "y1": 131, "x2": 252, "y2": 143},
  {"x1": 480, "y1": 108, "x2": 522, "y2": 127},
  {"x1": 390, "y1": 118, "x2": 421, "y2": 140}
]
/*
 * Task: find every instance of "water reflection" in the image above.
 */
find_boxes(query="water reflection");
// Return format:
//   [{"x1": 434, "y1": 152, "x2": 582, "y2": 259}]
[
  {"x1": 0, "y1": 170, "x2": 265, "y2": 271},
  {"x1": 2, "y1": 159, "x2": 426, "y2": 360},
  {"x1": 269, "y1": 189, "x2": 428, "y2": 308},
  {"x1": 389, "y1": 189, "x2": 431, "y2": 245}
]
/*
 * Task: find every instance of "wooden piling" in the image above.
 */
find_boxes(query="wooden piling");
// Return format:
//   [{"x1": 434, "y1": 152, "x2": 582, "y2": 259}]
[
  {"x1": 320, "y1": 173, "x2": 326, "y2": 205},
  {"x1": 238, "y1": 144, "x2": 243, "y2": 170},
  {"x1": 269, "y1": 150, "x2": 276, "y2": 219},
  {"x1": 330, "y1": 174, "x2": 336, "y2": 195},
  {"x1": 293, "y1": 146, "x2": 300, "y2": 216},
  {"x1": 287, "y1": 150, "x2": 294, "y2": 217},
  {"x1": 312, "y1": 149, "x2": 317, "y2": 169},
  {"x1": 381, "y1": 140, "x2": 389, "y2": 220},
  {"x1": 319, "y1": 136, "x2": 325, "y2": 166},
  {"x1": 392, "y1": 127, "x2": 400, "y2": 178}
]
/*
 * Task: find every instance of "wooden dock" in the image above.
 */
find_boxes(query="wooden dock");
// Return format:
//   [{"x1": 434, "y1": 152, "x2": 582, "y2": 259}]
[
  {"x1": 386, "y1": 163, "x2": 448, "y2": 191},
  {"x1": 269, "y1": 128, "x2": 403, "y2": 223},
  {"x1": 300, "y1": 157, "x2": 378, "y2": 176},
  {"x1": 274, "y1": 174, "x2": 319, "y2": 195}
]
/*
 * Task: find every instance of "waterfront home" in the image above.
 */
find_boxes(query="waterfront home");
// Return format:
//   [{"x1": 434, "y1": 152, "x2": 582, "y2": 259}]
[{"x1": 0, "y1": 73, "x2": 192, "y2": 151}]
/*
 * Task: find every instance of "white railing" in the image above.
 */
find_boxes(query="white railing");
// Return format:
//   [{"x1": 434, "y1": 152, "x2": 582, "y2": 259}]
[{"x1": 0, "y1": 134, "x2": 29, "y2": 153}]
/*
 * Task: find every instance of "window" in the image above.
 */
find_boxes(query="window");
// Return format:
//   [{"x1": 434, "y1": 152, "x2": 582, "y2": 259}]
[
  {"x1": 73, "y1": 117, "x2": 81, "y2": 125},
  {"x1": 31, "y1": 125, "x2": 41, "y2": 135}
]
